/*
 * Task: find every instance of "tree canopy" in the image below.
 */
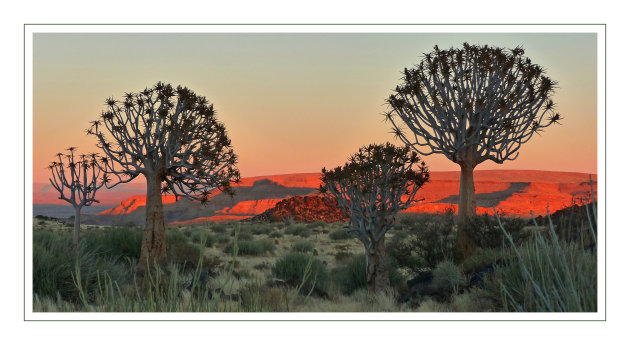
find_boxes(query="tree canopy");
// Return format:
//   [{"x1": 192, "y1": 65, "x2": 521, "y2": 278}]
[
  {"x1": 385, "y1": 43, "x2": 562, "y2": 166},
  {"x1": 88, "y1": 82, "x2": 240, "y2": 203},
  {"x1": 320, "y1": 143, "x2": 430, "y2": 247}
]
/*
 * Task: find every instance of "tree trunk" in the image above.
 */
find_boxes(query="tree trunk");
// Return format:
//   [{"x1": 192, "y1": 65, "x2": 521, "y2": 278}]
[
  {"x1": 366, "y1": 237, "x2": 389, "y2": 296},
  {"x1": 456, "y1": 160, "x2": 477, "y2": 262},
  {"x1": 73, "y1": 206, "x2": 81, "y2": 245},
  {"x1": 139, "y1": 173, "x2": 167, "y2": 268},
  {"x1": 458, "y1": 161, "x2": 477, "y2": 220}
]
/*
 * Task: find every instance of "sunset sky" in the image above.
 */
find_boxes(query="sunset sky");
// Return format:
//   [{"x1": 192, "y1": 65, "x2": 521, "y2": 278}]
[{"x1": 32, "y1": 32, "x2": 597, "y2": 183}]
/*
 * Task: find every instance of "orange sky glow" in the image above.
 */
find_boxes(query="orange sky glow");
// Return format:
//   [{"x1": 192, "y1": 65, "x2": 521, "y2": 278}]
[{"x1": 33, "y1": 33, "x2": 597, "y2": 183}]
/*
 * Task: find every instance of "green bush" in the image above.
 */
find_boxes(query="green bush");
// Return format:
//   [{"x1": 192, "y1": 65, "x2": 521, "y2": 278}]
[
  {"x1": 215, "y1": 233, "x2": 230, "y2": 244},
  {"x1": 223, "y1": 239, "x2": 275, "y2": 256},
  {"x1": 387, "y1": 215, "x2": 457, "y2": 272},
  {"x1": 166, "y1": 229, "x2": 189, "y2": 247},
  {"x1": 268, "y1": 231, "x2": 283, "y2": 238},
  {"x1": 210, "y1": 223, "x2": 227, "y2": 233},
  {"x1": 495, "y1": 219, "x2": 597, "y2": 312},
  {"x1": 251, "y1": 223, "x2": 274, "y2": 235},
  {"x1": 82, "y1": 227, "x2": 143, "y2": 262},
  {"x1": 329, "y1": 229, "x2": 353, "y2": 241},
  {"x1": 307, "y1": 221, "x2": 327, "y2": 229},
  {"x1": 33, "y1": 231, "x2": 129, "y2": 303},
  {"x1": 284, "y1": 223, "x2": 311, "y2": 238},
  {"x1": 290, "y1": 240, "x2": 315, "y2": 254},
  {"x1": 432, "y1": 260, "x2": 466, "y2": 293},
  {"x1": 231, "y1": 229, "x2": 253, "y2": 241},
  {"x1": 331, "y1": 254, "x2": 404, "y2": 295},
  {"x1": 461, "y1": 214, "x2": 527, "y2": 248},
  {"x1": 461, "y1": 247, "x2": 504, "y2": 274},
  {"x1": 166, "y1": 240, "x2": 204, "y2": 271},
  {"x1": 189, "y1": 229, "x2": 215, "y2": 248},
  {"x1": 272, "y1": 253, "x2": 329, "y2": 294}
]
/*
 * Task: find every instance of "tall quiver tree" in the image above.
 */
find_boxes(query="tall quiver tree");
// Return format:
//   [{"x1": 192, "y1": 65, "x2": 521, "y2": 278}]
[
  {"x1": 385, "y1": 43, "x2": 562, "y2": 259},
  {"x1": 88, "y1": 82, "x2": 240, "y2": 268},
  {"x1": 321, "y1": 143, "x2": 429, "y2": 295},
  {"x1": 48, "y1": 148, "x2": 104, "y2": 245}
]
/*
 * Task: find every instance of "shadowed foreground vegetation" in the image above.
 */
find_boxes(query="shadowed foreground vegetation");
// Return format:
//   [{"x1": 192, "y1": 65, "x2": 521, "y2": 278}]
[{"x1": 32, "y1": 205, "x2": 597, "y2": 312}]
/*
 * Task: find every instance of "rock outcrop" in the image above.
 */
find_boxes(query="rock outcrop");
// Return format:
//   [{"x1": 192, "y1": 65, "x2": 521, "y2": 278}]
[{"x1": 250, "y1": 195, "x2": 347, "y2": 223}]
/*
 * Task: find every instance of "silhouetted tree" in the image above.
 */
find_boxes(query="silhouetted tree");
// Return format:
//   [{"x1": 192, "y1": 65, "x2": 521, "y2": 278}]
[
  {"x1": 88, "y1": 82, "x2": 240, "y2": 267},
  {"x1": 385, "y1": 43, "x2": 561, "y2": 259},
  {"x1": 48, "y1": 148, "x2": 104, "y2": 245},
  {"x1": 320, "y1": 143, "x2": 429, "y2": 295}
]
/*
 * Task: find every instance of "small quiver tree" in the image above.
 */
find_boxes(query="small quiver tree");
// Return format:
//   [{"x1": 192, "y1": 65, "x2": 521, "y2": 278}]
[
  {"x1": 48, "y1": 148, "x2": 104, "y2": 245},
  {"x1": 88, "y1": 82, "x2": 240, "y2": 268},
  {"x1": 385, "y1": 43, "x2": 562, "y2": 260},
  {"x1": 320, "y1": 143, "x2": 430, "y2": 295}
]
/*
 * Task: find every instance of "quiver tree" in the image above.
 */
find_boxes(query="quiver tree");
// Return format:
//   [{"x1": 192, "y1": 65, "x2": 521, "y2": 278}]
[
  {"x1": 385, "y1": 43, "x2": 561, "y2": 259},
  {"x1": 48, "y1": 148, "x2": 104, "y2": 245},
  {"x1": 88, "y1": 82, "x2": 240, "y2": 267},
  {"x1": 320, "y1": 143, "x2": 430, "y2": 295}
]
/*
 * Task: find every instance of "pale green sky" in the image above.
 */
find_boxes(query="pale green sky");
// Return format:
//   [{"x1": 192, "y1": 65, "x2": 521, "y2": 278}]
[{"x1": 33, "y1": 33, "x2": 597, "y2": 182}]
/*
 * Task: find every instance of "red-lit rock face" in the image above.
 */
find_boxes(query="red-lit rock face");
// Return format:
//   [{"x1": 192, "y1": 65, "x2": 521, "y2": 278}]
[
  {"x1": 98, "y1": 195, "x2": 178, "y2": 215},
  {"x1": 216, "y1": 199, "x2": 285, "y2": 215},
  {"x1": 169, "y1": 215, "x2": 250, "y2": 226},
  {"x1": 87, "y1": 170, "x2": 596, "y2": 223}
]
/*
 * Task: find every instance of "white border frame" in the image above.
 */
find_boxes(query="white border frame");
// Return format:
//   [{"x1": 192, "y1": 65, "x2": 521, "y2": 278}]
[{"x1": 24, "y1": 24, "x2": 606, "y2": 321}]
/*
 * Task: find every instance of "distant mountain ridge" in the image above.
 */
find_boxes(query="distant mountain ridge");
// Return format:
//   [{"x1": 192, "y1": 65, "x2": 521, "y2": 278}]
[{"x1": 33, "y1": 170, "x2": 597, "y2": 224}]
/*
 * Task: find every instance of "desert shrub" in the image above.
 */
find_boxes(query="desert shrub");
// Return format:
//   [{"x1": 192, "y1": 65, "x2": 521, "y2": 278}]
[
  {"x1": 210, "y1": 223, "x2": 227, "y2": 233},
  {"x1": 82, "y1": 227, "x2": 143, "y2": 262},
  {"x1": 189, "y1": 229, "x2": 215, "y2": 248},
  {"x1": 268, "y1": 230, "x2": 283, "y2": 238},
  {"x1": 461, "y1": 247, "x2": 505, "y2": 274},
  {"x1": 387, "y1": 215, "x2": 457, "y2": 273},
  {"x1": 251, "y1": 223, "x2": 275, "y2": 235},
  {"x1": 215, "y1": 233, "x2": 230, "y2": 244},
  {"x1": 166, "y1": 229, "x2": 189, "y2": 247},
  {"x1": 307, "y1": 220, "x2": 327, "y2": 229},
  {"x1": 239, "y1": 281, "x2": 290, "y2": 312},
  {"x1": 284, "y1": 223, "x2": 311, "y2": 238},
  {"x1": 331, "y1": 254, "x2": 404, "y2": 295},
  {"x1": 223, "y1": 239, "x2": 275, "y2": 256},
  {"x1": 461, "y1": 214, "x2": 527, "y2": 248},
  {"x1": 432, "y1": 260, "x2": 466, "y2": 293},
  {"x1": 33, "y1": 231, "x2": 129, "y2": 303},
  {"x1": 451, "y1": 287, "x2": 496, "y2": 312},
  {"x1": 231, "y1": 229, "x2": 253, "y2": 241},
  {"x1": 290, "y1": 240, "x2": 316, "y2": 254},
  {"x1": 166, "y1": 240, "x2": 204, "y2": 271},
  {"x1": 329, "y1": 229, "x2": 353, "y2": 241},
  {"x1": 272, "y1": 253, "x2": 329, "y2": 294},
  {"x1": 495, "y1": 222, "x2": 597, "y2": 312},
  {"x1": 334, "y1": 250, "x2": 353, "y2": 262}
]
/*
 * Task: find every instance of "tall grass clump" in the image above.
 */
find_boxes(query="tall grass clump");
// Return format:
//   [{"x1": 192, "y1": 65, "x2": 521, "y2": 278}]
[
  {"x1": 387, "y1": 214, "x2": 456, "y2": 273},
  {"x1": 189, "y1": 228, "x2": 215, "y2": 248},
  {"x1": 290, "y1": 240, "x2": 315, "y2": 254},
  {"x1": 223, "y1": 239, "x2": 275, "y2": 256},
  {"x1": 82, "y1": 227, "x2": 143, "y2": 261},
  {"x1": 432, "y1": 260, "x2": 466, "y2": 294},
  {"x1": 331, "y1": 254, "x2": 404, "y2": 295},
  {"x1": 495, "y1": 211, "x2": 597, "y2": 312},
  {"x1": 33, "y1": 231, "x2": 129, "y2": 303},
  {"x1": 329, "y1": 228, "x2": 353, "y2": 241},
  {"x1": 272, "y1": 253, "x2": 328, "y2": 294},
  {"x1": 251, "y1": 223, "x2": 275, "y2": 235},
  {"x1": 284, "y1": 223, "x2": 311, "y2": 238}
]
